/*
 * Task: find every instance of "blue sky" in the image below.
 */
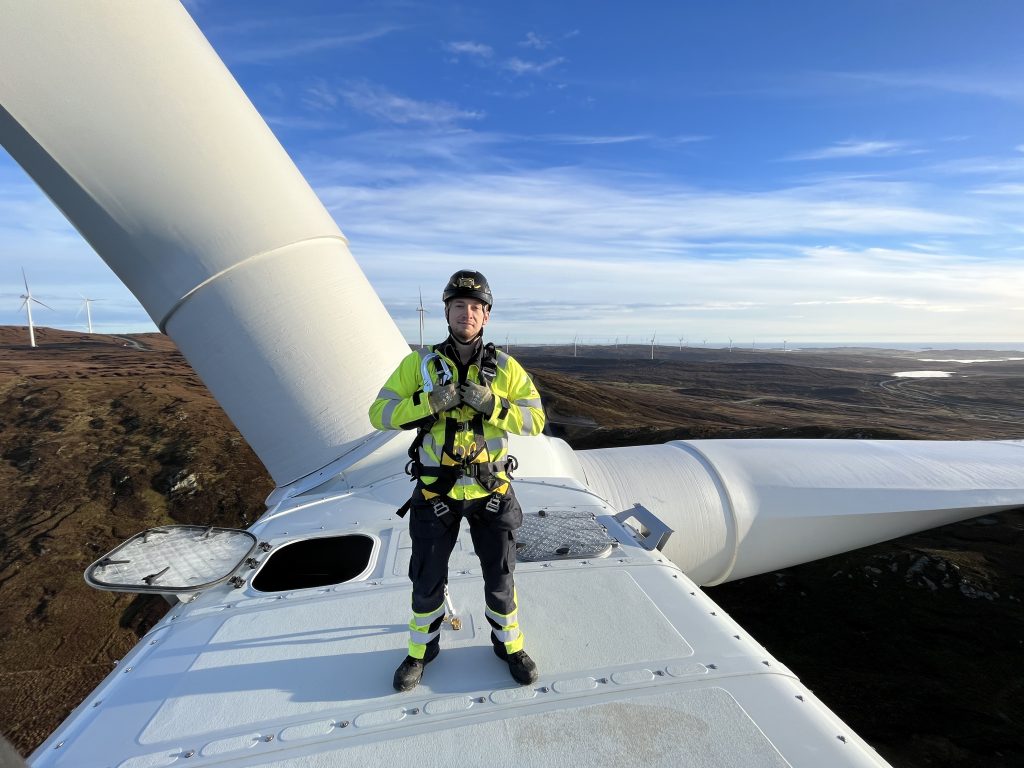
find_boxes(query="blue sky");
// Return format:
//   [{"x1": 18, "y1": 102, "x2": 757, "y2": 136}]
[{"x1": 2, "y1": 0, "x2": 1023, "y2": 346}]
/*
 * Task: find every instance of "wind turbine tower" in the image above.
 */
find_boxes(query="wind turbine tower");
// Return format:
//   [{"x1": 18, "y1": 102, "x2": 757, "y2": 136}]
[
  {"x1": 416, "y1": 288, "x2": 427, "y2": 349},
  {"x1": 573, "y1": 334, "x2": 578, "y2": 358},
  {"x1": 18, "y1": 268, "x2": 52, "y2": 348},
  {"x1": 79, "y1": 295, "x2": 102, "y2": 334},
  {"x1": 650, "y1": 331, "x2": 656, "y2": 360}
]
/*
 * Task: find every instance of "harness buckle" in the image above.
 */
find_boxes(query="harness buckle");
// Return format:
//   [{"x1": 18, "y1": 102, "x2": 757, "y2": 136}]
[
  {"x1": 431, "y1": 498, "x2": 451, "y2": 518},
  {"x1": 485, "y1": 494, "x2": 501, "y2": 515}
]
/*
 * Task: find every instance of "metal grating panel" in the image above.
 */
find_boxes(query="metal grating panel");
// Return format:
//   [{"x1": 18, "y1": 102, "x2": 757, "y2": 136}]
[
  {"x1": 516, "y1": 509, "x2": 615, "y2": 562},
  {"x1": 85, "y1": 525, "x2": 257, "y2": 594}
]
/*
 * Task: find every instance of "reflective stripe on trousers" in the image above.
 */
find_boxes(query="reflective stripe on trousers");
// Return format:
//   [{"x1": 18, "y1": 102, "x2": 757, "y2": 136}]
[
  {"x1": 408, "y1": 602, "x2": 445, "y2": 659},
  {"x1": 485, "y1": 590, "x2": 524, "y2": 654}
]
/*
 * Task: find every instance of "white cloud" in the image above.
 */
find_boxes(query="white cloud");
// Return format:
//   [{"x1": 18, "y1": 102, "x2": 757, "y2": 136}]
[
  {"x1": 787, "y1": 140, "x2": 920, "y2": 161},
  {"x1": 316, "y1": 165, "x2": 981, "y2": 254},
  {"x1": 503, "y1": 57, "x2": 565, "y2": 76},
  {"x1": 970, "y1": 183, "x2": 1024, "y2": 195},
  {"x1": 445, "y1": 41, "x2": 493, "y2": 58},
  {"x1": 341, "y1": 83, "x2": 484, "y2": 125},
  {"x1": 302, "y1": 80, "x2": 340, "y2": 111},
  {"x1": 540, "y1": 134, "x2": 652, "y2": 146},
  {"x1": 297, "y1": 159, "x2": 1023, "y2": 342},
  {"x1": 228, "y1": 27, "x2": 399, "y2": 63},
  {"x1": 519, "y1": 32, "x2": 550, "y2": 50},
  {"x1": 833, "y1": 70, "x2": 1024, "y2": 103}
]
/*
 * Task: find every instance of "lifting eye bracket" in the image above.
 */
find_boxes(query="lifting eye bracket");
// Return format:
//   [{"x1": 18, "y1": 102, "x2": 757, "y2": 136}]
[{"x1": 613, "y1": 504, "x2": 674, "y2": 552}]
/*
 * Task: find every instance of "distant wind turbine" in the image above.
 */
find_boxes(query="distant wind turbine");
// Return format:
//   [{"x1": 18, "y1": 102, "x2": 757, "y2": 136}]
[
  {"x1": 573, "y1": 334, "x2": 578, "y2": 358},
  {"x1": 650, "y1": 331, "x2": 656, "y2": 360},
  {"x1": 77, "y1": 295, "x2": 103, "y2": 334},
  {"x1": 18, "y1": 268, "x2": 53, "y2": 348},
  {"x1": 416, "y1": 288, "x2": 427, "y2": 349}
]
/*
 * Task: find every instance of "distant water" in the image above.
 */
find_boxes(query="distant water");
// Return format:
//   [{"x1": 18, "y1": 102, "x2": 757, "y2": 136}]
[
  {"x1": 893, "y1": 370, "x2": 953, "y2": 378},
  {"x1": 918, "y1": 357, "x2": 1024, "y2": 364},
  {"x1": 786, "y1": 342, "x2": 1024, "y2": 352}
]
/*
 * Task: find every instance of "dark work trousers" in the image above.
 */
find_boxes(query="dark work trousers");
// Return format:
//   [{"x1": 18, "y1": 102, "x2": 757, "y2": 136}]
[{"x1": 407, "y1": 487, "x2": 523, "y2": 656}]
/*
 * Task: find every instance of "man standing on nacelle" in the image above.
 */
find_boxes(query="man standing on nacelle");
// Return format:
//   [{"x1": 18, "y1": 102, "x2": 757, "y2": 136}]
[{"x1": 370, "y1": 270, "x2": 546, "y2": 691}]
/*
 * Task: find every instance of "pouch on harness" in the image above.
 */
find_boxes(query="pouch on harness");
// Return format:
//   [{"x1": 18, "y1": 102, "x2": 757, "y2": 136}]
[{"x1": 397, "y1": 343, "x2": 517, "y2": 518}]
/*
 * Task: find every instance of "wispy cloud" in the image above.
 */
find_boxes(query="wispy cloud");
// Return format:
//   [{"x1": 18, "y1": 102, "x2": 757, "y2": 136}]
[
  {"x1": 288, "y1": 151, "x2": 1024, "y2": 341},
  {"x1": 302, "y1": 80, "x2": 340, "y2": 111},
  {"x1": 445, "y1": 41, "x2": 493, "y2": 58},
  {"x1": 832, "y1": 70, "x2": 1024, "y2": 103},
  {"x1": 970, "y1": 183, "x2": 1024, "y2": 196},
  {"x1": 503, "y1": 57, "x2": 566, "y2": 76},
  {"x1": 519, "y1": 32, "x2": 550, "y2": 50},
  {"x1": 340, "y1": 83, "x2": 484, "y2": 125},
  {"x1": 540, "y1": 134, "x2": 652, "y2": 146},
  {"x1": 787, "y1": 139, "x2": 921, "y2": 161},
  {"x1": 316, "y1": 164, "x2": 980, "y2": 251},
  {"x1": 228, "y1": 27, "x2": 399, "y2": 64},
  {"x1": 793, "y1": 296, "x2": 966, "y2": 313}
]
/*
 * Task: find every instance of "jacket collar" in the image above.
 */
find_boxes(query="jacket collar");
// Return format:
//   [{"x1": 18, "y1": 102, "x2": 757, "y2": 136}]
[{"x1": 439, "y1": 333, "x2": 483, "y2": 367}]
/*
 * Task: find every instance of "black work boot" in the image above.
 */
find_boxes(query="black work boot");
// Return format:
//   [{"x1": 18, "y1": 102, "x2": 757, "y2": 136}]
[
  {"x1": 493, "y1": 645, "x2": 539, "y2": 685},
  {"x1": 392, "y1": 644, "x2": 439, "y2": 692}
]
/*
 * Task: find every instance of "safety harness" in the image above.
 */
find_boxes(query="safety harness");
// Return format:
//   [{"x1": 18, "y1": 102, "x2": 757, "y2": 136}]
[{"x1": 397, "y1": 342, "x2": 518, "y2": 519}]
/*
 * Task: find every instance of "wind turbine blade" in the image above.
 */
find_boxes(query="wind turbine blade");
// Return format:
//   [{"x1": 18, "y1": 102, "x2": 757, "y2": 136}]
[
  {"x1": 0, "y1": 1, "x2": 409, "y2": 485},
  {"x1": 32, "y1": 298, "x2": 55, "y2": 311},
  {"x1": 21, "y1": 267, "x2": 30, "y2": 293}
]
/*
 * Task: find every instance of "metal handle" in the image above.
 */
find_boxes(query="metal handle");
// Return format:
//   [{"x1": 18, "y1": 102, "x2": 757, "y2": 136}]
[{"x1": 613, "y1": 504, "x2": 674, "y2": 551}]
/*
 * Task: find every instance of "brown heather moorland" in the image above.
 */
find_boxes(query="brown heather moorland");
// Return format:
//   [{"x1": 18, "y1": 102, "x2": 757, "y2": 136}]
[{"x1": 1, "y1": 327, "x2": 1022, "y2": 767}]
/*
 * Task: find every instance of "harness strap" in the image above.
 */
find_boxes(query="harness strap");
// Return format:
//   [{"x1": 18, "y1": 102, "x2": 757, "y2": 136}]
[
  {"x1": 480, "y1": 342, "x2": 498, "y2": 386},
  {"x1": 398, "y1": 341, "x2": 509, "y2": 517}
]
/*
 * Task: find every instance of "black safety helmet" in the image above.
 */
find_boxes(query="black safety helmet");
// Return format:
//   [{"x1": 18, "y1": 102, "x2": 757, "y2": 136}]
[{"x1": 442, "y1": 270, "x2": 493, "y2": 308}]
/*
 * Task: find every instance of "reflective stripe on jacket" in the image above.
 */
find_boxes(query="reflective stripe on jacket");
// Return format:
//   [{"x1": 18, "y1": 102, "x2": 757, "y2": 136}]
[{"x1": 369, "y1": 343, "x2": 545, "y2": 500}]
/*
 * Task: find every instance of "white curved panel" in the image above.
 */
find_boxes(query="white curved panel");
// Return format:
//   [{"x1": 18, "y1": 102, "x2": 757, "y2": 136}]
[
  {"x1": 579, "y1": 440, "x2": 1024, "y2": 585},
  {"x1": 686, "y1": 439, "x2": 1024, "y2": 583},
  {"x1": 0, "y1": 2, "x2": 409, "y2": 485},
  {"x1": 508, "y1": 433, "x2": 588, "y2": 485},
  {"x1": 576, "y1": 444, "x2": 733, "y2": 584}
]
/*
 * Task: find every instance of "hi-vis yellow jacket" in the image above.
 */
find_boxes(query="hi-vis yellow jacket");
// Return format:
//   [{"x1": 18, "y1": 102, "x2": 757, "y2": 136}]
[{"x1": 369, "y1": 341, "x2": 545, "y2": 501}]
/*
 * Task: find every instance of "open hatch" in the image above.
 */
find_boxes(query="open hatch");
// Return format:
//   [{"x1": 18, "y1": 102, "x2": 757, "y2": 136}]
[
  {"x1": 252, "y1": 534, "x2": 377, "y2": 592},
  {"x1": 85, "y1": 525, "x2": 258, "y2": 595}
]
